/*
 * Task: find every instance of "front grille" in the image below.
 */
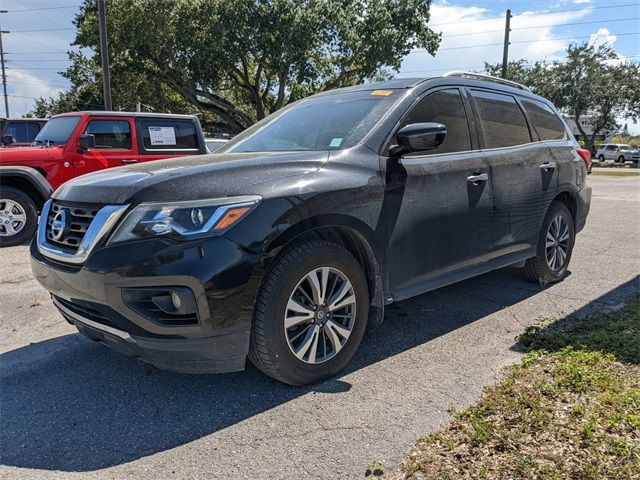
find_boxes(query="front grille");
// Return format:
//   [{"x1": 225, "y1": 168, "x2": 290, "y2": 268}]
[
  {"x1": 54, "y1": 296, "x2": 116, "y2": 330},
  {"x1": 46, "y1": 202, "x2": 100, "y2": 253}
]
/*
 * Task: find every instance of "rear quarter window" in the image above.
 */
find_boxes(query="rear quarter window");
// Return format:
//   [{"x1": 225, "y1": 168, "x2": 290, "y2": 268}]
[
  {"x1": 138, "y1": 119, "x2": 198, "y2": 151},
  {"x1": 471, "y1": 90, "x2": 532, "y2": 148},
  {"x1": 520, "y1": 98, "x2": 566, "y2": 141}
]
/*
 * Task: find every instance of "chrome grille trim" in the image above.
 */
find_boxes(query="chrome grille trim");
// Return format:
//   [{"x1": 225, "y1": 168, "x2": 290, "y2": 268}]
[{"x1": 37, "y1": 200, "x2": 129, "y2": 265}]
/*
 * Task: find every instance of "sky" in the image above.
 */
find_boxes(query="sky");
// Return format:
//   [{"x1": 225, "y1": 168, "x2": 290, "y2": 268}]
[{"x1": 1, "y1": 0, "x2": 639, "y2": 132}]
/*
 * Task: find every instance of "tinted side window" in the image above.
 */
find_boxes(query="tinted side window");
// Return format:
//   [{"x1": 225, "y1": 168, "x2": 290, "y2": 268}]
[
  {"x1": 6, "y1": 122, "x2": 41, "y2": 143},
  {"x1": 139, "y1": 120, "x2": 197, "y2": 150},
  {"x1": 472, "y1": 90, "x2": 531, "y2": 148},
  {"x1": 520, "y1": 98, "x2": 566, "y2": 141},
  {"x1": 85, "y1": 120, "x2": 132, "y2": 149},
  {"x1": 401, "y1": 89, "x2": 471, "y2": 155}
]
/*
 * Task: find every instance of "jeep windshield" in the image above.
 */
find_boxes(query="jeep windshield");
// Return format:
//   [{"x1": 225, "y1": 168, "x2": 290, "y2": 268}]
[
  {"x1": 34, "y1": 116, "x2": 81, "y2": 146},
  {"x1": 219, "y1": 89, "x2": 402, "y2": 153}
]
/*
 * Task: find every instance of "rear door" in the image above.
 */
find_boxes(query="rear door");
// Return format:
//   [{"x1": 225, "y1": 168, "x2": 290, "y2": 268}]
[
  {"x1": 135, "y1": 117, "x2": 203, "y2": 163},
  {"x1": 72, "y1": 116, "x2": 138, "y2": 175},
  {"x1": 385, "y1": 87, "x2": 495, "y2": 298},
  {"x1": 469, "y1": 89, "x2": 547, "y2": 259}
]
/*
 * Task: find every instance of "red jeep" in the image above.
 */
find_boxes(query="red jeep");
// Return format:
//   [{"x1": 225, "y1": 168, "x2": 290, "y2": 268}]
[{"x1": 0, "y1": 111, "x2": 207, "y2": 246}]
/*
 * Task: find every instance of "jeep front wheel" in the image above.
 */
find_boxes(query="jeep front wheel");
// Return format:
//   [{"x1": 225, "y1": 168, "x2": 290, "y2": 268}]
[{"x1": 0, "y1": 187, "x2": 38, "y2": 247}]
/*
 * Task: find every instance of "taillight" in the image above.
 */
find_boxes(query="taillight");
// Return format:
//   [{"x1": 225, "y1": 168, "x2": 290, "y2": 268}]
[{"x1": 576, "y1": 148, "x2": 591, "y2": 173}]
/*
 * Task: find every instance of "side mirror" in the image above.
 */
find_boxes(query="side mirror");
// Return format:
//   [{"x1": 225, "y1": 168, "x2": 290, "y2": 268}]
[
  {"x1": 78, "y1": 133, "x2": 96, "y2": 151},
  {"x1": 1, "y1": 135, "x2": 13, "y2": 146},
  {"x1": 389, "y1": 122, "x2": 447, "y2": 157}
]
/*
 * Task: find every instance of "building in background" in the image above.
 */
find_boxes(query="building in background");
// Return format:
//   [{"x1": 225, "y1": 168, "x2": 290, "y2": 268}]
[{"x1": 563, "y1": 115, "x2": 612, "y2": 143}]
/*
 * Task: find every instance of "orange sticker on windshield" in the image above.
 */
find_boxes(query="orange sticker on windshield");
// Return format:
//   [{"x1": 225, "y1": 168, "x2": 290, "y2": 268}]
[{"x1": 371, "y1": 89, "x2": 393, "y2": 96}]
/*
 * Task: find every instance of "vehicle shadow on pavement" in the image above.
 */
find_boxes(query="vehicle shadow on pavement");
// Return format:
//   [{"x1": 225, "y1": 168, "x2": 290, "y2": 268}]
[{"x1": 2, "y1": 269, "x2": 637, "y2": 473}]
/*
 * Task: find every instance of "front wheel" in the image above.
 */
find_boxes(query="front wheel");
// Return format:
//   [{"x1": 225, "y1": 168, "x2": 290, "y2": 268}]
[
  {"x1": 249, "y1": 240, "x2": 369, "y2": 385},
  {"x1": 618, "y1": 155, "x2": 625, "y2": 163},
  {"x1": 523, "y1": 202, "x2": 575, "y2": 284},
  {"x1": 0, "y1": 187, "x2": 38, "y2": 247},
  {"x1": 598, "y1": 154, "x2": 605, "y2": 161}
]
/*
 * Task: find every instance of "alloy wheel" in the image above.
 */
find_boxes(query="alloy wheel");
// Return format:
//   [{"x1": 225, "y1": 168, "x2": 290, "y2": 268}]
[
  {"x1": 545, "y1": 214, "x2": 570, "y2": 271},
  {"x1": 0, "y1": 199, "x2": 27, "y2": 237},
  {"x1": 283, "y1": 267, "x2": 356, "y2": 364}
]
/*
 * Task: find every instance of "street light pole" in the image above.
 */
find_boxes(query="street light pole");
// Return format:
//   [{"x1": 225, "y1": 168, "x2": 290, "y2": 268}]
[
  {"x1": 0, "y1": 10, "x2": 9, "y2": 118},
  {"x1": 97, "y1": 0, "x2": 112, "y2": 110}
]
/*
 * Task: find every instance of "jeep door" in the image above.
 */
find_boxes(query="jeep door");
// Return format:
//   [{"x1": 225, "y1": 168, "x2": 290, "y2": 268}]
[
  {"x1": 72, "y1": 117, "x2": 139, "y2": 174},
  {"x1": 469, "y1": 89, "x2": 546, "y2": 260},
  {"x1": 384, "y1": 87, "x2": 494, "y2": 299}
]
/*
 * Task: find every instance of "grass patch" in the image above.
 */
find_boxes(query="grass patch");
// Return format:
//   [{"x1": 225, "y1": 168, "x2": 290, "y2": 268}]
[
  {"x1": 391, "y1": 297, "x2": 640, "y2": 480},
  {"x1": 591, "y1": 170, "x2": 640, "y2": 177}
]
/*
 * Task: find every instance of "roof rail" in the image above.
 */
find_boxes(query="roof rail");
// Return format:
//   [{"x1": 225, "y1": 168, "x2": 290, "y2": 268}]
[{"x1": 442, "y1": 71, "x2": 532, "y2": 92}]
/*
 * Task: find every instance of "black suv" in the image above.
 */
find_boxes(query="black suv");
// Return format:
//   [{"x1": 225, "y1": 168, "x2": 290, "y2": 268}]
[{"x1": 31, "y1": 73, "x2": 591, "y2": 385}]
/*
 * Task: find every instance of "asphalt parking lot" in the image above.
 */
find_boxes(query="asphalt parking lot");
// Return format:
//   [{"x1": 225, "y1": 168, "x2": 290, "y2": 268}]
[{"x1": 1, "y1": 175, "x2": 639, "y2": 480}]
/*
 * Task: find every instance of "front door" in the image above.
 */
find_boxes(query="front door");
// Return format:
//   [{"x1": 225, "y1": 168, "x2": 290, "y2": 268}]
[
  {"x1": 385, "y1": 88, "x2": 494, "y2": 300},
  {"x1": 72, "y1": 117, "x2": 138, "y2": 176}
]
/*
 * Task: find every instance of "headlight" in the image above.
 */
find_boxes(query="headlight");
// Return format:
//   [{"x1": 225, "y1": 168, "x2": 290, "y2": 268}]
[{"x1": 108, "y1": 195, "x2": 261, "y2": 245}]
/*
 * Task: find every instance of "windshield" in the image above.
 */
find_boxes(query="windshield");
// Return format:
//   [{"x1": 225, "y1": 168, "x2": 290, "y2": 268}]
[
  {"x1": 219, "y1": 89, "x2": 402, "y2": 153},
  {"x1": 620, "y1": 144, "x2": 632, "y2": 150},
  {"x1": 34, "y1": 116, "x2": 80, "y2": 145}
]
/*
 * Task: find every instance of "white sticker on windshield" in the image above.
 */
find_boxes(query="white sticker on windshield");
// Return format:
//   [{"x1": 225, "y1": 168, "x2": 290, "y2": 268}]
[
  {"x1": 329, "y1": 137, "x2": 343, "y2": 148},
  {"x1": 149, "y1": 126, "x2": 177, "y2": 146}
]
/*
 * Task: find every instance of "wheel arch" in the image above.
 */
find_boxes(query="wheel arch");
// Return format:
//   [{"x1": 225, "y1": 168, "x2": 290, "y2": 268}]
[
  {"x1": 0, "y1": 167, "x2": 53, "y2": 212},
  {"x1": 552, "y1": 190, "x2": 577, "y2": 226},
  {"x1": 264, "y1": 215, "x2": 384, "y2": 310}
]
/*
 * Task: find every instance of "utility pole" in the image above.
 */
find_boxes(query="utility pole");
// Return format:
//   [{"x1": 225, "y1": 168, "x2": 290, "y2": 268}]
[
  {"x1": 501, "y1": 9, "x2": 512, "y2": 79},
  {"x1": 97, "y1": 0, "x2": 112, "y2": 110},
  {"x1": 0, "y1": 10, "x2": 9, "y2": 118}
]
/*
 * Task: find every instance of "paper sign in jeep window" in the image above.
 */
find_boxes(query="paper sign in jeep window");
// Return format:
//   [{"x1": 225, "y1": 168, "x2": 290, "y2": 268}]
[{"x1": 140, "y1": 121, "x2": 198, "y2": 150}]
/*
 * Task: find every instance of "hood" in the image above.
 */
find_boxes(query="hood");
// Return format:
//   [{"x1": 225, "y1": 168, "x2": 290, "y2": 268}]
[
  {"x1": 53, "y1": 151, "x2": 329, "y2": 205},
  {"x1": 0, "y1": 145, "x2": 52, "y2": 164}
]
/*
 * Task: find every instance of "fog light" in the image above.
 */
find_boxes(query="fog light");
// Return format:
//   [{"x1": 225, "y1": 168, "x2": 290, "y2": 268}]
[{"x1": 171, "y1": 291, "x2": 182, "y2": 310}]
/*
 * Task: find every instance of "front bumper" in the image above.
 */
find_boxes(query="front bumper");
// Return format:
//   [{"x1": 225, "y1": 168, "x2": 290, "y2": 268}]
[{"x1": 30, "y1": 235, "x2": 266, "y2": 373}]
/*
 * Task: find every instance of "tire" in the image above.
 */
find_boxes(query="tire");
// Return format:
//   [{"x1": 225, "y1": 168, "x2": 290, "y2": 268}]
[
  {"x1": 0, "y1": 187, "x2": 38, "y2": 247},
  {"x1": 249, "y1": 240, "x2": 369, "y2": 385},
  {"x1": 523, "y1": 202, "x2": 575, "y2": 284},
  {"x1": 618, "y1": 156, "x2": 625, "y2": 163},
  {"x1": 598, "y1": 154, "x2": 605, "y2": 162}
]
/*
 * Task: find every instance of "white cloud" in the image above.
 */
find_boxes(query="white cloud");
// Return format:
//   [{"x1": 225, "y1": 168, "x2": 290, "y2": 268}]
[
  {"x1": 589, "y1": 27, "x2": 617, "y2": 47},
  {"x1": 399, "y1": 2, "x2": 594, "y2": 76},
  {"x1": 6, "y1": 69, "x2": 66, "y2": 117}
]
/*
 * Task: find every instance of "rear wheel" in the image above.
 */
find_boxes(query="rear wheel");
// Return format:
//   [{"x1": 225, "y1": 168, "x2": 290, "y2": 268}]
[
  {"x1": 0, "y1": 187, "x2": 38, "y2": 247},
  {"x1": 598, "y1": 154, "x2": 605, "y2": 161},
  {"x1": 618, "y1": 155, "x2": 625, "y2": 163},
  {"x1": 523, "y1": 202, "x2": 575, "y2": 284},
  {"x1": 249, "y1": 240, "x2": 369, "y2": 385}
]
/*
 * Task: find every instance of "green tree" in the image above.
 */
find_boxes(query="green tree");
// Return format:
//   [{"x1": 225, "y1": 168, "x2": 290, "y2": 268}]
[
  {"x1": 484, "y1": 43, "x2": 640, "y2": 151},
  {"x1": 36, "y1": 0, "x2": 440, "y2": 133}
]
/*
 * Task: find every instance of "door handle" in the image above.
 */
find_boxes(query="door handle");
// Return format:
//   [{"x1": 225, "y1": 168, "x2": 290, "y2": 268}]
[
  {"x1": 540, "y1": 162, "x2": 556, "y2": 171},
  {"x1": 121, "y1": 159, "x2": 137, "y2": 164},
  {"x1": 467, "y1": 173, "x2": 488, "y2": 185}
]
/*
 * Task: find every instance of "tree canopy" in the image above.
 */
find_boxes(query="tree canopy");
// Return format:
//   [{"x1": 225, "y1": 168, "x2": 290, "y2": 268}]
[
  {"x1": 35, "y1": 0, "x2": 440, "y2": 133},
  {"x1": 484, "y1": 43, "x2": 640, "y2": 150}
]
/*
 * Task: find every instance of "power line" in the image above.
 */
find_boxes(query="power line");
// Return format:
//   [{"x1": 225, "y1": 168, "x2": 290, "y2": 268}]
[
  {"x1": 5, "y1": 32, "x2": 68, "y2": 53},
  {"x1": 428, "y1": 3, "x2": 640, "y2": 28},
  {"x1": 438, "y1": 17, "x2": 640, "y2": 39},
  {"x1": 6, "y1": 74, "x2": 69, "y2": 86},
  {"x1": 3, "y1": 4, "x2": 81, "y2": 13},
  {"x1": 400, "y1": 55, "x2": 640, "y2": 74},
  {"x1": 7, "y1": 27, "x2": 74, "y2": 33},
  {"x1": 410, "y1": 31, "x2": 640, "y2": 53},
  {"x1": 4, "y1": 51, "x2": 71, "y2": 54}
]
